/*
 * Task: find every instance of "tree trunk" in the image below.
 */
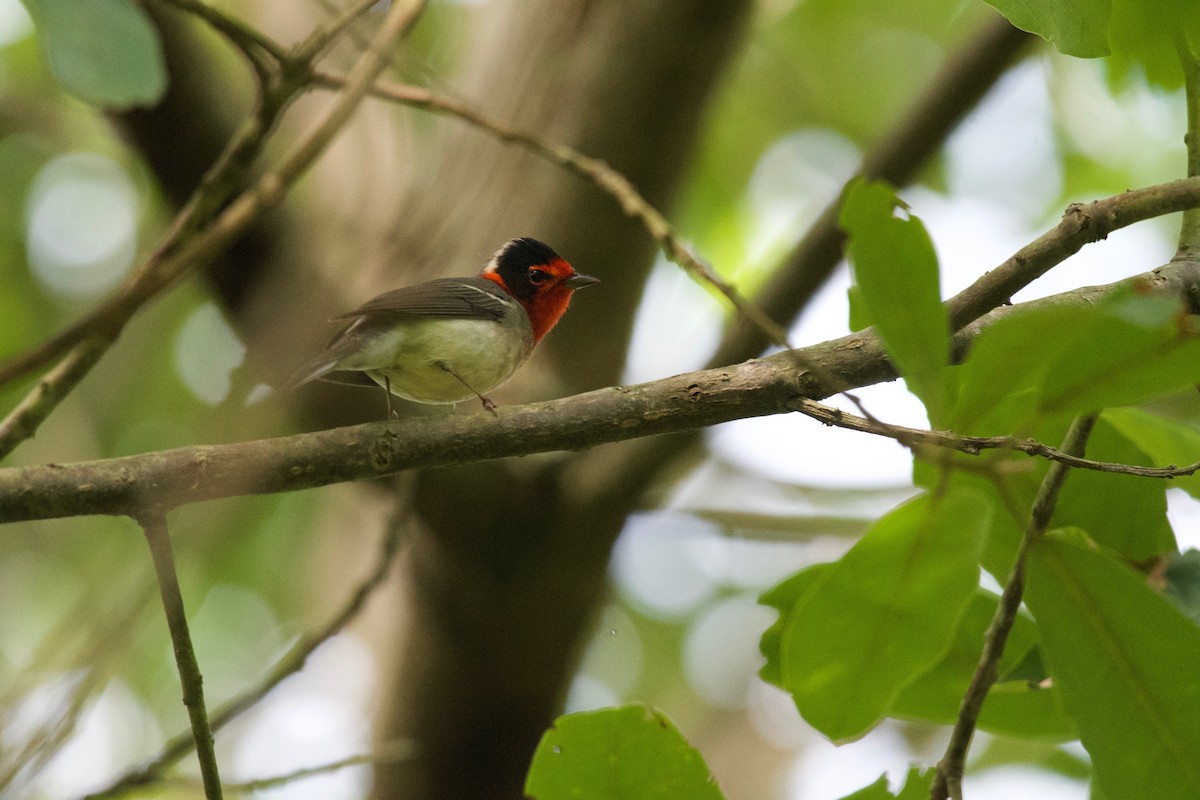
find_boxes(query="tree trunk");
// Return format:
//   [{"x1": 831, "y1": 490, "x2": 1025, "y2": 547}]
[{"x1": 368, "y1": 3, "x2": 752, "y2": 798}]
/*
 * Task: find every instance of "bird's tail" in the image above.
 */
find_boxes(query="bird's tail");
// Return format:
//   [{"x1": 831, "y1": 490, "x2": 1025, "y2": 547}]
[{"x1": 279, "y1": 357, "x2": 342, "y2": 392}]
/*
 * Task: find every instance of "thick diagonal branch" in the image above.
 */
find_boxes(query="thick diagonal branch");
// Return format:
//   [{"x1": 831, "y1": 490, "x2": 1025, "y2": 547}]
[{"x1": 2, "y1": 255, "x2": 1195, "y2": 523}]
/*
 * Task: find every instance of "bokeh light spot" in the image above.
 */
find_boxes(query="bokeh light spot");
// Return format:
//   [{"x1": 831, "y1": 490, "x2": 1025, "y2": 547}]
[
  {"x1": 26, "y1": 152, "x2": 139, "y2": 299},
  {"x1": 174, "y1": 302, "x2": 247, "y2": 405}
]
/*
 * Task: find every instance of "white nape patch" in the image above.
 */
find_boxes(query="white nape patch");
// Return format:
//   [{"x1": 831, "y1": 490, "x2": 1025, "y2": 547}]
[{"x1": 483, "y1": 240, "x2": 518, "y2": 274}]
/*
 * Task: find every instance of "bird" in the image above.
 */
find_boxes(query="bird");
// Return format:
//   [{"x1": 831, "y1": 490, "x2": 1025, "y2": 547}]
[{"x1": 283, "y1": 237, "x2": 598, "y2": 416}]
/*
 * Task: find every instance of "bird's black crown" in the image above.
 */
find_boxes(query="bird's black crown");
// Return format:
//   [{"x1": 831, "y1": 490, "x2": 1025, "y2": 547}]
[
  {"x1": 495, "y1": 238, "x2": 560, "y2": 270},
  {"x1": 486, "y1": 238, "x2": 564, "y2": 301}
]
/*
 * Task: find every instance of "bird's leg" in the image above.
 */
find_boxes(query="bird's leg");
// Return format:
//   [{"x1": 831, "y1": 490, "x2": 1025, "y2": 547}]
[
  {"x1": 436, "y1": 361, "x2": 498, "y2": 416},
  {"x1": 384, "y1": 375, "x2": 396, "y2": 420}
]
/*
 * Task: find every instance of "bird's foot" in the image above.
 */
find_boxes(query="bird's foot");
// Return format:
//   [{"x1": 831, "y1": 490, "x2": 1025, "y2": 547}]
[{"x1": 435, "y1": 361, "x2": 498, "y2": 417}]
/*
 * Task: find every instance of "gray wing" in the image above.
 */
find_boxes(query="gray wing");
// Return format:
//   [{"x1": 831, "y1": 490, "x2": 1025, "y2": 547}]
[
  {"x1": 334, "y1": 277, "x2": 512, "y2": 322},
  {"x1": 281, "y1": 278, "x2": 512, "y2": 391}
]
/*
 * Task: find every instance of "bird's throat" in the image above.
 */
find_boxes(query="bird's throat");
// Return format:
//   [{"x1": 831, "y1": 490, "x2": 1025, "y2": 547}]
[{"x1": 524, "y1": 288, "x2": 573, "y2": 344}]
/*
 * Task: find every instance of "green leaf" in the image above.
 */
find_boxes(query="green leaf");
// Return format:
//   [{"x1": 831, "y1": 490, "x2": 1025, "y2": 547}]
[
  {"x1": 525, "y1": 705, "x2": 725, "y2": 800},
  {"x1": 847, "y1": 283, "x2": 871, "y2": 332},
  {"x1": 889, "y1": 590, "x2": 1074, "y2": 740},
  {"x1": 892, "y1": 767, "x2": 936, "y2": 800},
  {"x1": 840, "y1": 179, "x2": 951, "y2": 420},
  {"x1": 1104, "y1": 407, "x2": 1200, "y2": 499},
  {"x1": 900, "y1": 592, "x2": 1039, "y2": 705},
  {"x1": 758, "y1": 564, "x2": 829, "y2": 688},
  {"x1": 1108, "y1": 0, "x2": 1200, "y2": 88},
  {"x1": 976, "y1": 680, "x2": 1077, "y2": 740},
  {"x1": 779, "y1": 489, "x2": 990, "y2": 741},
  {"x1": 1025, "y1": 533, "x2": 1200, "y2": 800},
  {"x1": 912, "y1": 466, "x2": 1031, "y2": 580},
  {"x1": 21, "y1": 0, "x2": 167, "y2": 108},
  {"x1": 1039, "y1": 293, "x2": 1200, "y2": 415},
  {"x1": 947, "y1": 305, "x2": 1086, "y2": 433},
  {"x1": 838, "y1": 774, "x2": 891, "y2": 800},
  {"x1": 836, "y1": 767, "x2": 933, "y2": 800},
  {"x1": 950, "y1": 292, "x2": 1200, "y2": 433},
  {"x1": 1050, "y1": 416, "x2": 1175, "y2": 560},
  {"x1": 980, "y1": 0, "x2": 1200, "y2": 88},
  {"x1": 980, "y1": 0, "x2": 1111, "y2": 58}
]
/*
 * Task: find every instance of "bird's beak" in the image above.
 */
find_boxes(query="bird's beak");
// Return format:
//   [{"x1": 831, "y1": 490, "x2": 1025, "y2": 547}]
[{"x1": 565, "y1": 272, "x2": 600, "y2": 289}]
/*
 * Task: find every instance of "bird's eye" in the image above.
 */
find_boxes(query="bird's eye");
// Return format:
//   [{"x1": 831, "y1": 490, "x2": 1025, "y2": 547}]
[{"x1": 527, "y1": 268, "x2": 550, "y2": 285}]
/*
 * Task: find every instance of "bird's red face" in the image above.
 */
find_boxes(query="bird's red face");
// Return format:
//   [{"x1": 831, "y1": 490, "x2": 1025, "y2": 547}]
[{"x1": 481, "y1": 238, "x2": 599, "y2": 343}]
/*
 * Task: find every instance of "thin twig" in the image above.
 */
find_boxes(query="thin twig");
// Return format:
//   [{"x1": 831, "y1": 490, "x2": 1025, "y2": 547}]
[
  {"x1": 0, "y1": 338, "x2": 109, "y2": 457},
  {"x1": 0, "y1": 573, "x2": 155, "y2": 793},
  {"x1": 153, "y1": 0, "x2": 289, "y2": 77},
  {"x1": 792, "y1": 398, "x2": 1200, "y2": 479},
  {"x1": 293, "y1": 0, "x2": 387, "y2": 65},
  {"x1": 273, "y1": 0, "x2": 426, "y2": 198},
  {"x1": 224, "y1": 739, "x2": 414, "y2": 794},
  {"x1": 0, "y1": 668, "x2": 106, "y2": 793},
  {"x1": 317, "y1": 74, "x2": 796, "y2": 352},
  {"x1": 84, "y1": 505, "x2": 409, "y2": 800},
  {"x1": 137, "y1": 511, "x2": 223, "y2": 800},
  {"x1": 931, "y1": 415, "x2": 1098, "y2": 800}
]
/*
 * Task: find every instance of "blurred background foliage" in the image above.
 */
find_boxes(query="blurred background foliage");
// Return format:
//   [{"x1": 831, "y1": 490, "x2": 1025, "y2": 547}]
[{"x1": 0, "y1": 1, "x2": 1195, "y2": 798}]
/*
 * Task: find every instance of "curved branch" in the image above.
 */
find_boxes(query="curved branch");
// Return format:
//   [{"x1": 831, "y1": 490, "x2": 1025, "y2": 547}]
[
  {"x1": 153, "y1": 0, "x2": 288, "y2": 77},
  {"x1": 221, "y1": 741, "x2": 415, "y2": 795},
  {"x1": 947, "y1": 176, "x2": 1200, "y2": 330},
  {"x1": 709, "y1": 14, "x2": 1034, "y2": 367}
]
